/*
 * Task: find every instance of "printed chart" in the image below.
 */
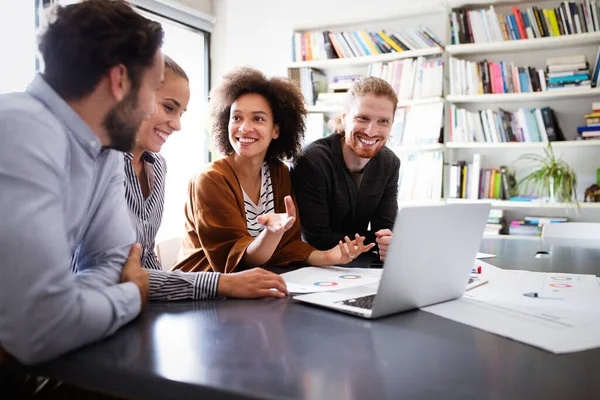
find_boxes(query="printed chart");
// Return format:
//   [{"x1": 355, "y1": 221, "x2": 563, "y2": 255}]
[{"x1": 281, "y1": 267, "x2": 382, "y2": 293}]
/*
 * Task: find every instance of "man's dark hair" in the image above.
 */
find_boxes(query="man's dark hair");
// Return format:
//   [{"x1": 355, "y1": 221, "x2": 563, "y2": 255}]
[
  {"x1": 39, "y1": 0, "x2": 164, "y2": 100},
  {"x1": 210, "y1": 67, "x2": 307, "y2": 161}
]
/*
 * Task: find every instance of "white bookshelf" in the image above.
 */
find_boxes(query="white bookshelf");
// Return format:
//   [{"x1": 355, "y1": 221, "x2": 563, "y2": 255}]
[
  {"x1": 443, "y1": 1, "x2": 600, "y2": 221},
  {"x1": 390, "y1": 143, "x2": 445, "y2": 153},
  {"x1": 287, "y1": 47, "x2": 442, "y2": 69},
  {"x1": 446, "y1": 88, "x2": 600, "y2": 103},
  {"x1": 446, "y1": 31, "x2": 600, "y2": 55},
  {"x1": 446, "y1": 198, "x2": 600, "y2": 209},
  {"x1": 446, "y1": 140, "x2": 600, "y2": 149},
  {"x1": 307, "y1": 96, "x2": 444, "y2": 113}
]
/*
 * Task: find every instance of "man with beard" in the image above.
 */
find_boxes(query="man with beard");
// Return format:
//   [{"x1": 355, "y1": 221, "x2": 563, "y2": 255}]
[
  {"x1": 0, "y1": 0, "x2": 163, "y2": 367},
  {"x1": 291, "y1": 77, "x2": 400, "y2": 263}
]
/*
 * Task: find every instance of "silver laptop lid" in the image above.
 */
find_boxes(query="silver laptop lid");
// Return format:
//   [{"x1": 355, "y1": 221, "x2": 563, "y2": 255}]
[{"x1": 371, "y1": 203, "x2": 491, "y2": 318}]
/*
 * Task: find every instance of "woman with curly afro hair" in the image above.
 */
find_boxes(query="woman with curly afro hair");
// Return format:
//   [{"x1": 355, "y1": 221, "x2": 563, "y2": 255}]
[{"x1": 172, "y1": 67, "x2": 374, "y2": 279}]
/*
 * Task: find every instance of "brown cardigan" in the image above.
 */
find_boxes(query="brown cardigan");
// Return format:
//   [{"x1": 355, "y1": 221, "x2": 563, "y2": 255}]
[{"x1": 172, "y1": 155, "x2": 315, "y2": 273}]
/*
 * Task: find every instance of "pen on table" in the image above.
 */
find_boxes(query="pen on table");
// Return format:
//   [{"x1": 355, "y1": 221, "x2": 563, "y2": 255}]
[
  {"x1": 466, "y1": 279, "x2": 489, "y2": 291},
  {"x1": 523, "y1": 292, "x2": 564, "y2": 300}
]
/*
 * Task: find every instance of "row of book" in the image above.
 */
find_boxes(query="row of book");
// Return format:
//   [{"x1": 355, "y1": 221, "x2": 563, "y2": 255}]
[
  {"x1": 449, "y1": 53, "x2": 597, "y2": 95},
  {"x1": 577, "y1": 102, "x2": 600, "y2": 138},
  {"x1": 450, "y1": 58, "x2": 547, "y2": 95},
  {"x1": 289, "y1": 68, "x2": 328, "y2": 106},
  {"x1": 368, "y1": 56, "x2": 443, "y2": 101},
  {"x1": 397, "y1": 151, "x2": 443, "y2": 202},
  {"x1": 291, "y1": 26, "x2": 442, "y2": 62},
  {"x1": 389, "y1": 102, "x2": 444, "y2": 147},
  {"x1": 449, "y1": 105, "x2": 564, "y2": 144},
  {"x1": 451, "y1": 1, "x2": 600, "y2": 44},
  {"x1": 449, "y1": 157, "x2": 512, "y2": 200}
]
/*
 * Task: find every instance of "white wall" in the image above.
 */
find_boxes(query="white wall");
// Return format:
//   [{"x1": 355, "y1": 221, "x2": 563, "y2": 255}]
[{"x1": 211, "y1": 0, "x2": 445, "y2": 85}]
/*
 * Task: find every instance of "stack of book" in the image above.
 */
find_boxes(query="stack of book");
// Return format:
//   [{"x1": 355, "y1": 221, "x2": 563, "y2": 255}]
[
  {"x1": 449, "y1": 58, "x2": 546, "y2": 95},
  {"x1": 485, "y1": 209, "x2": 505, "y2": 236},
  {"x1": 509, "y1": 216, "x2": 568, "y2": 236},
  {"x1": 577, "y1": 102, "x2": 600, "y2": 139},
  {"x1": 451, "y1": 1, "x2": 600, "y2": 44},
  {"x1": 450, "y1": 106, "x2": 564, "y2": 143},
  {"x1": 369, "y1": 56, "x2": 443, "y2": 100},
  {"x1": 291, "y1": 26, "x2": 442, "y2": 62},
  {"x1": 546, "y1": 55, "x2": 592, "y2": 90}
]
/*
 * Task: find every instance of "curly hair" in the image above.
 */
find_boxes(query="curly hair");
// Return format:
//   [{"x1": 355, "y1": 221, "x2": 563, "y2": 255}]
[
  {"x1": 329, "y1": 76, "x2": 398, "y2": 135},
  {"x1": 39, "y1": 0, "x2": 164, "y2": 100},
  {"x1": 209, "y1": 67, "x2": 307, "y2": 161}
]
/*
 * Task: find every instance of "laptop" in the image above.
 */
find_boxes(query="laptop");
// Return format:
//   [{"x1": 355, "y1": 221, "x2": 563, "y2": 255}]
[{"x1": 293, "y1": 203, "x2": 491, "y2": 319}]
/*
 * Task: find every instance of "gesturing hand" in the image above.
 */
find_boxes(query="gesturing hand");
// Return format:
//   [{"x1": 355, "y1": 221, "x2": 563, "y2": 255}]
[
  {"x1": 325, "y1": 234, "x2": 376, "y2": 265},
  {"x1": 257, "y1": 195, "x2": 296, "y2": 234},
  {"x1": 120, "y1": 243, "x2": 149, "y2": 310},
  {"x1": 217, "y1": 268, "x2": 289, "y2": 299}
]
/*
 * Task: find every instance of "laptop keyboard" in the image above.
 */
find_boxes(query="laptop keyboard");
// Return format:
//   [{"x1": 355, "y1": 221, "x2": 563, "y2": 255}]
[{"x1": 338, "y1": 294, "x2": 375, "y2": 310}]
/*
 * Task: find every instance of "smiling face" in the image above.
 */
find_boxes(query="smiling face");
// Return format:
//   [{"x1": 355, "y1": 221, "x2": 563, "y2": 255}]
[
  {"x1": 228, "y1": 92, "x2": 279, "y2": 161},
  {"x1": 341, "y1": 94, "x2": 395, "y2": 159},
  {"x1": 134, "y1": 70, "x2": 190, "y2": 153}
]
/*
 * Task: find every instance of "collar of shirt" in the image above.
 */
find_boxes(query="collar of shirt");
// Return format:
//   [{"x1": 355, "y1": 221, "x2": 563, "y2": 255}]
[
  {"x1": 124, "y1": 151, "x2": 158, "y2": 164},
  {"x1": 26, "y1": 74, "x2": 102, "y2": 158}
]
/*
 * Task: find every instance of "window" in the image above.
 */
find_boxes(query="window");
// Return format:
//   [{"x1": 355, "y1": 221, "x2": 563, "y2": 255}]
[
  {"x1": 134, "y1": 8, "x2": 211, "y2": 244},
  {"x1": 0, "y1": 0, "x2": 36, "y2": 94}
]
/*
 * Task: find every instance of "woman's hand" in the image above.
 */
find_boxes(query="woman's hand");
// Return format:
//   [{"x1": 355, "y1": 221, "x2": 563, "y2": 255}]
[
  {"x1": 325, "y1": 234, "x2": 376, "y2": 265},
  {"x1": 257, "y1": 195, "x2": 296, "y2": 235}
]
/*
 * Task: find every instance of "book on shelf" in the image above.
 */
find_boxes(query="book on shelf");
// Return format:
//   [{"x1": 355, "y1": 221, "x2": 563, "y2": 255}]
[
  {"x1": 305, "y1": 57, "x2": 444, "y2": 110},
  {"x1": 450, "y1": 1, "x2": 600, "y2": 45},
  {"x1": 485, "y1": 208, "x2": 506, "y2": 235},
  {"x1": 369, "y1": 56, "x2": 443, "y2": 100},
  {"x1": 291, "y1": 26, "x2": 443, "y2": 62},
  {"x1": 388, "y1": 101, "x2": 444, "y2": 147},
  {"x1": 576, "y1": 102, "x2": 600, "y2": 138},
  {"x1": 449, "y1": 58, "x2": 547, "y2": 95},
  {"x1": 546, "y1": 54, "x2": 593, "y2": 90},
  {"x1": 397, "y1": 151, "x2": 443, "y2": 202},
  {"x1": 450, "y1": 105, "x2": 564, "y2": 143},
  {"x1": 509, "y1": 217, "x2": 568, "y2": 236},
  {"x1": 449, "y1": 154, "x2": 514, "y2": 201}
]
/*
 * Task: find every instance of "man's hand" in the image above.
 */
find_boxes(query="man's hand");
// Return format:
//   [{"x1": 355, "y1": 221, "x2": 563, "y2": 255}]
[
  {"x1": 325, "y1": 234, "x2": 376, "y2": 265},
  {"x1": 257, "y1": 195, "x2": 296, "y2": 234},
  {"x1": 120, "y1": 243, "x2": 149, "y2": 310},
  {"x1": 375, "y1": 229, "x2": 393, "y2": 262},
  {"x1": 217, "y1": 268, "x2": 289, "y2": 299}
]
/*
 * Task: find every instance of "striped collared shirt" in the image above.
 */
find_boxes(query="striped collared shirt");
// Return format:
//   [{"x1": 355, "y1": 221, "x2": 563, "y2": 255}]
[
  {"x1": 124, "y1": 152, "x2": 220, "y2": 301},
  {"x1": 242, "y1": 162, "x2": 274, "y2": 237}
]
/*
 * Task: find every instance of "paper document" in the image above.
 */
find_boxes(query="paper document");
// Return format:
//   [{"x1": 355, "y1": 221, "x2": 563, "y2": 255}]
[
  {"x1": 422, "y1": 261, "x2": 600, "y2": 354},
  {"x1": 281, "y1": 266, "x2": 382, "y2": 294},
  {"x1": 476, "y1": 252, "x2": 495, "y2": 259}
]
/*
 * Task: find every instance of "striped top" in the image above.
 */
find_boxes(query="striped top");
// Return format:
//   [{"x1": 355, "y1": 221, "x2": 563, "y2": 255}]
[
  {"x1": 242, "y1": 162, "x2": 274, "y2": 237},
  {"x1": 124, "y1": 152, "x2": 219, "y2": 301}
]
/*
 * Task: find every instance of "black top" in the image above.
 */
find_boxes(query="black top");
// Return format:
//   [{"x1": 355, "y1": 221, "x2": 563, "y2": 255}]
[{"x1": 291, "y1": 134, "x2": 400, "y2": 250}]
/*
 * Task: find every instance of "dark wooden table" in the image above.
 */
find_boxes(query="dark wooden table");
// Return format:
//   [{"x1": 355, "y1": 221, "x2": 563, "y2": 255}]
[{"x1": 20, "y1": 237, "x2": 600, "y2": 399}]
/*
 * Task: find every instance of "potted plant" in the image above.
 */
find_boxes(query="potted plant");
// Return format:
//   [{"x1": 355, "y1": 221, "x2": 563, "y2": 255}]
[{"x1": 517, "y1": 143, "x2": 578, "y2": 205}]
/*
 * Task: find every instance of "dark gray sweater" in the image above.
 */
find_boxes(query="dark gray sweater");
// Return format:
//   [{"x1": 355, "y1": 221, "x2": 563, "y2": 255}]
[{"x1": 290, "y1": 134, "x2": 400, "y2": 251}]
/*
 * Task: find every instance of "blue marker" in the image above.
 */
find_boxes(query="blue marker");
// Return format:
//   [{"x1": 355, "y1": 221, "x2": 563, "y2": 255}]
[{"x1": 523, "y1": 292, "x2": 564, "y2": 300}]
